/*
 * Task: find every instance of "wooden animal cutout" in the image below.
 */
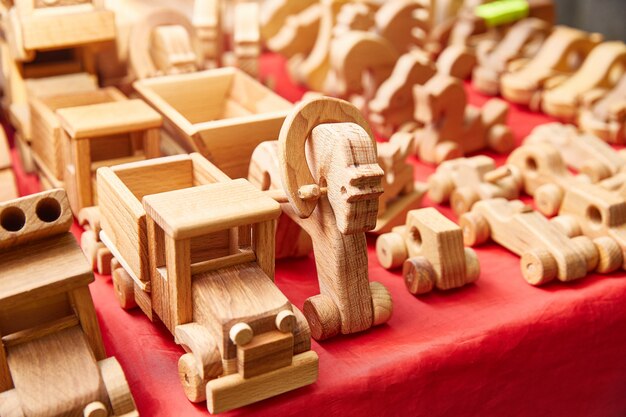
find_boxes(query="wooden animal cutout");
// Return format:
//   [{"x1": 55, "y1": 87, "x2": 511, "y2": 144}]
[
  {"x1": 473, "y1": 17, "x2": 551, "y2": 95},
  {"x1": 0, "y1": 189, "x2": 138, "y2": 417},
  {"x1": 542, "y1": 41, "x2": 626, "y2": 121},
  {"x1": 129, "y1": 9, "x2": 202, "y2": 79},
  {"x1": 579, "y1": 74, "x2": 626, "y2": 144},
  {"x1": 257, "y1": 97, "x2": 393, "y2": 340},
  {"x1": 427, "y1": 155, "x2": 522, "y2": 215},
  {"x1": 550, "y1": 182, "x2": 626, "y2": 273},
  {"x1": 376, "y1": 207, "x2": 480, "y2": 295},
  {"x1": 193, "y1": 0, "x2": 223, "y2": 66},
  {"x1": 375, "y1": 0, "x2": 431, "y2": 53},
  {"x1": 0, "y1": 129, "x2": 17, "y2": 202},
  {"x1": 233, "y1": 1, "x2": 261, "y2": 78},
  {"x1": 265, "y1": 3, "x2": 322, "y2": 59},
  {"x1": 460, "y1": 198, "x2": 599, "y2": 285},
  {"x1": 260, "y1": 0, "x2": 317, "y2": 43},
  {"x1": 368, "y1": 50, "x2": 436, "y2": 137},
  {"x1": 413, "y1": 73, "x2": 515, "y2": 164},
  {"x1": 524, "y1": 122, "x2": 626, "y2": 182},
  {"x1": 500, "y1": 26, "x2": 602, "y2": 110}
]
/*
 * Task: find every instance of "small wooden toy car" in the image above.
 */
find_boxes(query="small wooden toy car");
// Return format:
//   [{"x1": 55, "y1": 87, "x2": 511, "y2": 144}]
[
  {"x1": 427, "y1": 155, "x2": 521, "y2": 215},
  {"x1": 460, "y1": 198, "x2": 599, "y2": 285},
  {"x1": 0, "y1": 189, "x2": 137, "y2": 417},
  {"x1": 376, "y1": 208, "x2": 480, "y2": 295}
]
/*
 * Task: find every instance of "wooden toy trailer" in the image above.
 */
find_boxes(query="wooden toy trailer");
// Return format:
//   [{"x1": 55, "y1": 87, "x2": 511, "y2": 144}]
[
  {"x1": 0, "y1": 189, "x2": 137, "y2": 417},
  {"x1": 97, "y1": 154, "x2": 317, "y2": 414}
]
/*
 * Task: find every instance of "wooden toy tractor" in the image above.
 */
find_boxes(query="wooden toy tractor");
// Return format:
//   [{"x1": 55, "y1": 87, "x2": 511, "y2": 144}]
[{"x1": 0, "y1": 190, "x2": 137, "y2": 417}]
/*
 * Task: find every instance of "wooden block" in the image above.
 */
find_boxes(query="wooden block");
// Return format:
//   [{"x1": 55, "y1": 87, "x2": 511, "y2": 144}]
[
  {"x1": 460, "y1": 198, "x2": 596, "y2": 285},
  {"x1": 377, "y1": 207, "x2": 479, "y2": 294},
  {"x1": 542, "y1": 41, "x2": 626, "y2": 121},
  {"x1": 207, "y1": 350, "x2": 318, "y2": 414},
  {"x1": 237, "y1": 331, "x2": 293, "y2": 379}
]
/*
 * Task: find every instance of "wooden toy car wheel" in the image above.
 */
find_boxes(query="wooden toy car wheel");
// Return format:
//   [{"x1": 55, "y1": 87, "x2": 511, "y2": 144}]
[
  {"x1": 550, "y1": 215, "x2": 582, "y2": 238},
  {"x1": 98, "y1": 357, "x2": 137, "y2": 415},
  {"x1": 427, "y1": 172, "x2": 454, "y2": 203},
  {"x1": 459, "y1": 212, "x2": 490, "y2": 246},
  {"x1": 370, "y1": 282, "x2": 393, "y2": 325},
  {"x1": 464, "y1": 248, "x2": 481, "y2": 283},
  {"x1": 451, "y1": 187, "x2": 480, "y2": 215},
  {"x1": 179, "y1": 353, "x2": 207, "y2": 403},
  {"x1": 303, "y1": 294, "x2": 342, "y2": 341},
  {"x1": 376, "y1": 232, "x2": 408, "y2": 269},
  {"x1": 520, "y1": 248, "x2": 557, "y2": 285},
  {"x1": 592, "y1": 236, "x2": 623, "y2": 273},
  {"x1": 571, "y1": 235, "x2": 599, "y2": 272},
  {"x1": 403, "y1": 257, "x2": 435, "y2": 295},
  {"x1": 434, "y1": 141, "x2": 462, "y2": 164},
  {"x1": 112, "y1": 268, "x2": 137, "y2": 310},
  {"x1": 487, "y1": 124, "x2": 515, "y2": 154},
  {"x1": 580, "y1": 159, "x2": 613, "y2": 183},
  {"x1": 534, "y1": 183, "x2": 564, "y2": 217},
  {"x1": 278, "y1": 97, "x2": 374, "y2": 218}
]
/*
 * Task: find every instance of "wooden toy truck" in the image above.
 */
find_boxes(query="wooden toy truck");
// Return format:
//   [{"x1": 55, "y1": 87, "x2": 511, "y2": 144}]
[
  {"x1": 97, "y1": 154, "x2": 317, "y2": 414},
  {"x1": 0, "y1": 189, "x2": 137, "y2": 417}
]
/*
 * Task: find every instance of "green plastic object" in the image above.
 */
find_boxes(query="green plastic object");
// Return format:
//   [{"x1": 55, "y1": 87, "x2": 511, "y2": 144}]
[{"x1": 475, "y1": 0, "x2": 530, "y2": 27}]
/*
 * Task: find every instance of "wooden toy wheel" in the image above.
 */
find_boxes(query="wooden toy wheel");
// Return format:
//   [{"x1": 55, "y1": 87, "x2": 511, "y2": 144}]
[
  {"x1": 571, "y1": 236, "x2": 599, "y2": 272},
  {"x1": 403, "y1": 257, "x2": 435, "y2": 295},
  {"x1": 464, "y1": 248, "x2": 480, "y2": 284},
  {"x1": 434, "y1": 141, "x2": 462, "y2": 164},
  {"x1": 303, "y1": 294, "x2": 342, "y2": 341},
  {"x1": 178, "y1": 353, "x2": 207, "y2": 403},
  {"x1": 376, "y1": 232, "x2": 408, "y2": 269},
  {"x1": 487, "y1": 125, "x2": 515, "y2": 154},
  {"x1": 98, "y1": 357, "x2": 137, "y2": 415},
  {"x1": 580, "y1": 159, "x2": 612, "y2": 183},
  {"x1": 520, "y1": 248, "x2": 557, "y2": 286},
  {"x1": 593, "y1": 236, "x2": 623, "y2": 273},
  {"x1": 278, "y1": 97, "x2": 374, "y2": 218},
  {"x1": 81, "y1": 230, "x2": 100, "y2": 271},
  {"x1": 534, "y1": 183, "x2": 563, "y2": 217},
  {"x1": 459, "y1": 212, "x2": 490, "y2": 246},
  {"x1": 370, "y1": 282, "x2": 393, "y2": 325},
  {"x1": 550, "y1": 215, "x2": 582, "y2": 238},
  {"x1": 112, "y1": 268, "x2": 137, "y2": 310},
  {"x1": 450, "y1": 187, "x2": 480, "y2": 216},
  {"x1": 427, "y1": 172, "x2": 454, "y2": 203},
  {"x1": 292, "y1": 306, "x2": 313, "y2": 354}
]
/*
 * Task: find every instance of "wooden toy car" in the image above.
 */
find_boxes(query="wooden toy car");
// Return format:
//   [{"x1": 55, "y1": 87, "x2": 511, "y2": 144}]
[
  {"x1": 0, "y1": 189, "x2": 137, "y2": 417},
  {"x1": 501, "y1": 26, "x2": 601, "y2": 110},
  {"x1": 413, "y1": 73, "x2": 515, "y2": 164},
  {"x1": 97, "y1": 154, "x2": 318, "y2": 414},
  {"x1": 473, "y1": 17, "x2": 551, "y2": 95},
  {"x1": 579, "y1": 74, "x2": 626, "y2": 145},
  {"x1": 459, "y1": 198, "x2": 600, "y2": 285},
  {"x1": 0, "y1": 130, "x2": 17, "y2": 202},
  {"x1": 427, "y1": 155, "x2": 521, "y2": 215},
  {"x1": 541, "y1": 41, "x2": 626, "y2": 121},
  {"x1": 524, "y1": 122, "x2": 626, "y2": 182},
  {"x1": 133, "y1": 68, "x2": 292, "y2": 180},
  {"x1": 376, "y1": 208, "x2": 480, "y2": 295}
]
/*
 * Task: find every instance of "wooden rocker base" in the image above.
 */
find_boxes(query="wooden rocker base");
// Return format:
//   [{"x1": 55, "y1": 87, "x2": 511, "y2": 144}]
[
  {"x1": 372, "y1": 182, "x2": 427, "y2": 235},
  {"x1": 206, "y1": 351, "x2": 319, "y2": 414}
]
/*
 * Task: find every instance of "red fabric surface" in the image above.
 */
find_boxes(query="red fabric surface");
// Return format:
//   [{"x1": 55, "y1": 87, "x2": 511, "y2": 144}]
[{"x1": 9, "y1": 54, "x2": 626, "y2": 417}]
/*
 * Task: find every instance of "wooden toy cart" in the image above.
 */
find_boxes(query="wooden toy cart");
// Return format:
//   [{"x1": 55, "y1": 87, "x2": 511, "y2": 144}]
[
  {"x1": 133, "y1": 68, "x2": 292, "y2": 179},
  {"x1": 0, "y1": 189, "x2": 137, "y2": 417},
  {"x1": 97, "y1": 155, "x2": 317, "y2": 414}
]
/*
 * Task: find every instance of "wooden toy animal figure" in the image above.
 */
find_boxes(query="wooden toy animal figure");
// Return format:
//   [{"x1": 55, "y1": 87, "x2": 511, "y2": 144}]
[
  {"x1": 250, "y1": 97, "x2": 393, "y2": 341},
  {"x1": 412, "y1": 73, "x2": 515, "y2": 164},
  {"x1": 0, "y1": 190, "x2": 138, "y2": 417},
  {"x1": 368, "y1": 50, "x2": 436, "y2": 137},
  {"x1": 579, "y1": 74, "x2": 626, "y2": 145},
  {"x1": 376, "y1": 208, "x2": 480, "y2": 295}
]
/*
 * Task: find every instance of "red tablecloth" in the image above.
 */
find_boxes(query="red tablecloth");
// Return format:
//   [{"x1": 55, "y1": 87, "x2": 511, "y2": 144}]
[{"x1": 9, "y1": 54, "x2": 626, "y2": 417}]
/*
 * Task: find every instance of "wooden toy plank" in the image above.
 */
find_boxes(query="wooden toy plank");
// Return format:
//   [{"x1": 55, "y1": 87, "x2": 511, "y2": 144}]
[{"x1": 237, "y1": 331, "x2": 294, "y2": 379}]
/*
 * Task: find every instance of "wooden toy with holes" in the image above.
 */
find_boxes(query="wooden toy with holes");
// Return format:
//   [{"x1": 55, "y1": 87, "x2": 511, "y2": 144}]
[
  {"x1": 412, "y1": 73, "x2": 515, "y2": 165},
  {"x1": 0, "y1": 189, "x2": 138, "y2": 417},
  {"x1": 500, "y1": 26, "x2": 602, "y2": 111},
  {"x1": 97, "y1": 154, "x2": 318, "y2": 414},
  {"x1": 524, "y1": 122, "x2": 626, "y2": 182},
  {"x1": 249, "y1": 97, "x2": 393, "y2": 341},
  {"x1": 579, "y1": 74, "x2": 626, "y2": 145},
  {"x1": 541, "y1": 41, "x2": 626, "y2": 121},
  {"x1": 473, "y1": 17, "x2": 551, "y2": 95},
  {"x1": 376, "y1": 207, "x2": 480, "y2": 295},
  {"x1": 1, "y1": 0, "x2": 116, "y2": 173},
  {"x1": 368, "y1": 50, "x2": 436, "y2": 137},
  {"x1": 427, "y1": 155, "x2": 522, "y2": 216},
  {"x1": 459, "y1": 198, "x2": 601, "y2": 286},
  {"x1": 0, "y1": 129, "x2": 18, "y2": 202},
  {"x1": 133, "y1": 68, "x2": 292, "y2": 180}
]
